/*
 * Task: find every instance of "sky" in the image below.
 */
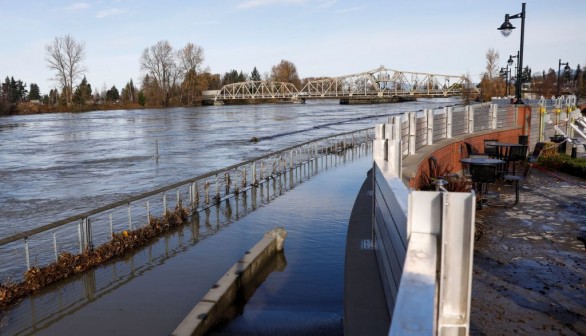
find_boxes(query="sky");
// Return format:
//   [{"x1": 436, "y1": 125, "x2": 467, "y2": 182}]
[{"x1": 1, "y1": 0, "x2": 585, "y2": 95}]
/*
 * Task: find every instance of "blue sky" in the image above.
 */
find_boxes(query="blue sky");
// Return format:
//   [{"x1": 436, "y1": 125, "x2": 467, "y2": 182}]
[{"x1": 1, "y1": 0, "x2": 585, "y2": 95}]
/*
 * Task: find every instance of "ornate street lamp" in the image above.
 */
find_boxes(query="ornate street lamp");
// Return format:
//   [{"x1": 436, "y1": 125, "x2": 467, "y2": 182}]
[
  {"x1": 498, "y1": 3, "x2": 526, "y2": 104},
  {"x1": 556, "y1": 59, "x2": 570, "y2": 96}
]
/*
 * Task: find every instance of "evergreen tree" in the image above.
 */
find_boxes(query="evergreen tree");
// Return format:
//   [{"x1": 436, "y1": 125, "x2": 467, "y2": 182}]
[
  {"x1": 250, "y1": 67, "x2": 261, "y2": 81},
  {"x1": 73, "y1": 76, "x2": 92, "y2": 105},
  {"x1": 106, "y1": 85, "x2": 120, "y2": 102},
  {"x1": 29, "y1": 83, "x2": 41, "y2": 100}
]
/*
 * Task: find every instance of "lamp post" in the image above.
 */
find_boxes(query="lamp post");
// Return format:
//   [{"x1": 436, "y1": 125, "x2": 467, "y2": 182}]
[
  {"x1": 507, "y1": 52, "x2": 519, "y2": 97},
  {"x1": 498, "y1": 3, "x2": 526, "y2": 104},
  {"x1": 500, "y1": 64, "x2": 511, "y2": 96},
  {"x1": 556, "y1": 59, "x2": 570, "y2": 97}
]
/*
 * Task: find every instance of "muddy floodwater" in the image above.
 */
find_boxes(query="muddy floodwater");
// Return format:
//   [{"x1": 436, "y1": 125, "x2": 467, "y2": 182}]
[{"x1": 0, "y1": 98, "x2": 460, "y2": 335}]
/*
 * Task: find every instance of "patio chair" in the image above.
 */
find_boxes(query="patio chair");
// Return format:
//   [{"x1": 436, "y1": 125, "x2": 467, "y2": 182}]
[
  {"x1": 470, "y1": 164, "x2": 498, "y2": 209},
  {"x1": 503, "y1": 159, "x2": 534, "y2": 206},
  {"x1": 506, "y1": 145, "x2": 528, "y2": 175},
  {"x1": 484, "y1": 139, "x2": 499, "y2": 158}
]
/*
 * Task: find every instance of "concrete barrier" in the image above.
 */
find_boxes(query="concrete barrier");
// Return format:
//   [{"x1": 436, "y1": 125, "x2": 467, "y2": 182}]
[{"x1": 171, "y1": 227, "x2": 287, "y2": 336}]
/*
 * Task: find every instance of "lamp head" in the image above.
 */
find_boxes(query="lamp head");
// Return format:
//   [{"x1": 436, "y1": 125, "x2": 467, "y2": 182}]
[
  {"x1": 507, "y1": 56, "x2": 514, "y2": 67},
  {"x1": 498, "y1": 15, "x2": 515, "y2": 37},
  {"x1": 564, "y1": 64, "x2": 571, "y2": 72}
]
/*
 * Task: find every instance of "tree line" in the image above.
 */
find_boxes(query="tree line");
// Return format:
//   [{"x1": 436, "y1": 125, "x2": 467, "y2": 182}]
[
  {"x1": 0, "y1": 34, "x2": 302, "y2": 114},
  {"x1": 479, "y1": 48, "x2": 586, "y2": 101}
]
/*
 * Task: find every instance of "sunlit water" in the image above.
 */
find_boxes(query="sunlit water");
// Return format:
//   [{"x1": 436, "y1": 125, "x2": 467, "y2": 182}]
[
  {"x1": 1, "y1": 148, "x2": 371, "y2": 335},
  {"x1": 0, "y1": 98, "x2": 460, "y2": 335},
  {"x1": 0, "y1": 98, "x2": 458, "y2": 239}
]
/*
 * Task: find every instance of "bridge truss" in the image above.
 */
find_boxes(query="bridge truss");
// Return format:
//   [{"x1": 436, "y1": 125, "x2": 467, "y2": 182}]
[{"x1": 207, "y1": 66, "x2": 470, "y2": 101}]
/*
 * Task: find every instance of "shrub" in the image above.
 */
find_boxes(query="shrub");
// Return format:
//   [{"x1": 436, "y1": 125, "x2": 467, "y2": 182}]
[{"x1": 538, "y1": 153, "x2": 586, "y2": 178}]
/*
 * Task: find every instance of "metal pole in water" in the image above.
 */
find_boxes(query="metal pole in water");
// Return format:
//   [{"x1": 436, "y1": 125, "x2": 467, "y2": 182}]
[
  {"x1": 155, "y1": 140, "x2": 160, "y2": 161},
  {"x1": 163, "y1": 193, "x2": 167, "y2": 214},
  {"x1": 53, "y1": 231, "x2": 58, "y2": 262},
  {"x1": 252, "y1": 162, "x2": 256, "y2": 185},
  {"x1": 24, "y1": 237, "x2": 31, "y2": 270},
  {"x1": 146, "y1": 201, "x2": 151, "y2": 224},
  {"x1": 215, "y1": 174, "x2": 220, "y2": 202},
  {"x1": 109, "y1": 213, "x2": 113, "y2": 238},
  {"x1": 78, "y1": 221, "x2": 83, "y2": 253},
  {"x1": 128, "y1": 203, "x2": 133, "y2": 230},
  {"x1": 177, "y1": 189, "x2": 181, "y2": 207}
]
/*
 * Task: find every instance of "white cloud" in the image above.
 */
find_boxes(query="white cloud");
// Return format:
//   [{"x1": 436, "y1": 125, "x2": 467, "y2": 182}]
[
  {"x1": 61, "y1": 2, "x2": 90, "y2": 11},
  {"x1": 237, "y1": 0, "x2": 336, "y2": 9},
  {"x1": 96, "y1": 8, "x2": 127, "y2": 18}
]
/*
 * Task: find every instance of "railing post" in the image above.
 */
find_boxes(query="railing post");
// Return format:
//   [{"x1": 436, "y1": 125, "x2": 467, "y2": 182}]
[
  {"x1": 109, "y1": 213, "x2": 113, "y2": 238},
  {"x1": 128, "y1": 203, "x2": 133, "y2": 230},
  {"x1": 24, "y1": 237, "x2": 31, "y2": 270},
  {"x1": 408, "y1": 112, "x2": 416, "y2": 155},
  {"x1": 146, "y1": 201, "x2": 151, "y2": 224},
  {"x1": 80, "y1": 217, "x2": 93, "y2": 252},
  {"x1": 53, "y1": 231, "x2": 58, "y2": 262},
  {"x1": 163, "y1": 193, "x2": 167, "y2": 214},
  {"x1": 446, "y1": 107, "x2": 453, "y2": 139},
  {"x1": 490, "y1": 104, "x2": 498, "y2": 129},
  {"x1": 427, "y1": 109, "x2": 434, "y2": 145},
  {"x1": 252, "y1": 162, "x2": 257, "y2": 185},
  {"x1": 467, "y1": 105, "x2": 474, "y2": 133},
  {"x1": 390, "y1": 117, "x2": 403, "y2": 176}
]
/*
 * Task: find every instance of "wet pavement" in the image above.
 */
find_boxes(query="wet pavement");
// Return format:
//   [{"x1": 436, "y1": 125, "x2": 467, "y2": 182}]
[{"x1": 471, "y1": 166, "x2": 586, "y2": 335}]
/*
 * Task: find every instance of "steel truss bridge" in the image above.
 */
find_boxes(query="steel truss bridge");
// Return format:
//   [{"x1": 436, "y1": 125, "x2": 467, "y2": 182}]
[{"x1": 204, "y1": 66, "x2": 472, "y2": 102}]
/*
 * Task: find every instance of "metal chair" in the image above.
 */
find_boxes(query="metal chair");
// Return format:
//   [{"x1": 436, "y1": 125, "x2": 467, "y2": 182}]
[
  {"x1": 483, "y1": 139, "x2": 498, "y2": 158},
  {"x1": 506, "y1": 145, "x2": 528, "y2": 175},
  {"x1": 470, "y1": 164, "x2": 497, "y2": 209},
  {"x1": 503, "y1": 161, "x2": 533, "y2": 206}
]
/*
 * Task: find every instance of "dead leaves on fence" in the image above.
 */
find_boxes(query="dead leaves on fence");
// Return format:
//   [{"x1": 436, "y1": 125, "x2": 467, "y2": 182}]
[{"x1": 0, "y1": 205, "x2": 189, "y2": 310}]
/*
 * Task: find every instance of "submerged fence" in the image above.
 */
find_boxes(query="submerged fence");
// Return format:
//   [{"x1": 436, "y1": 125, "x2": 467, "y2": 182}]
[
  {"x1": 2, "y1": 143, "x2": 373, "y2": 336},
  {"x1": 0, "y1": 128, "x2": 373, "y2": 283}
]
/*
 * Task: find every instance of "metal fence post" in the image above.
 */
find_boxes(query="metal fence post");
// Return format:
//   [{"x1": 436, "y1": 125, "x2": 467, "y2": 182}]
[
  {"x1": 467, "y1": 105, "x2": 474, "y2": 133},
  {"x1": 128, "y1": 203, "x2": 133, "y2": 230},
  {"x1": 53, "y1": 231, "x2": 58, "y2": 262},
  {"x1": 146, "y1": 201, "x2": 151, "y2": 224},
  {"x1": 446, "y1": 107, "x2": 453, "y2": 139},
  {"x1": 24, "y1": 237, "x2": 31, "y2": 270},
  {"x1": 408, "y1": 112, "x2": 416, "y2": 155},
  {"x1": 163, "y1": 193, "x2": 167, "y2": 214},
  {"x1": 109, "y1": 213, "x2": 113, "y2": 238},
  {"x1": 427, "y1": 109, "x2": 434, "y2": 145}
]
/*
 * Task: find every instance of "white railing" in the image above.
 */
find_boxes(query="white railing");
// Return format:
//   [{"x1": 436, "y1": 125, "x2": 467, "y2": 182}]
[
  {"x1": 373, "y1": 97, "x2": 580, "y2": 335},
  {"x1": 373, "y1": 122, "x2": 475, "y2": 335}
]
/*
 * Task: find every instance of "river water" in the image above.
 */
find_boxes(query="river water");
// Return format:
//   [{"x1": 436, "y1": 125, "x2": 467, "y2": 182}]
[
  {"x1": 0, "y1": 98, "x2": 461, "y2": 335},
  {"x1": 0, "y1": 98, "x2": 459, "y2": 240}
]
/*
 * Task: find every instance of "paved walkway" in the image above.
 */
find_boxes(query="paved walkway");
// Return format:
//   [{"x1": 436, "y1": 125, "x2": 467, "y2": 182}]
[{"x1": 471, "y1": 166, "x2": 586, "y2": 335}]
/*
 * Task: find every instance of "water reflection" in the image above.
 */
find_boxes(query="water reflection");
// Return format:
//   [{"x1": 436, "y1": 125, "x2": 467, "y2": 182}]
[{"x1": 0, "y1": 145, "x2": 371, "y2": 336}]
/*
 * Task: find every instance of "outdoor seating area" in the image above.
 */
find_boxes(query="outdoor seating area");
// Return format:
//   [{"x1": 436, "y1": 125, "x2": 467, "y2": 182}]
[{"x1": 458, "y1": 139, "x2": 545, "y2": 209}]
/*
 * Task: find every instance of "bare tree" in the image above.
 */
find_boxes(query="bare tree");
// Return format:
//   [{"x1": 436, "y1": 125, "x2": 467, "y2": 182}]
[
  {"x1": 177, "y1": 43, "x2": 205, "y2": 105},
  {"x1": 140, "y1": 40, "x2": 177, "y2": 107},
  {"x1": 479, "y1": 48, "x2": 505, "y2": 101},
  {"x1": 177, "y1": 43, "x2": 204, "y2": 75},
  {"x1": 270, "y1": 60, "x2": 301, "y2": 88},
  {"x1": 45, "y1": 35, "x2": 87, "y2": 105}
]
